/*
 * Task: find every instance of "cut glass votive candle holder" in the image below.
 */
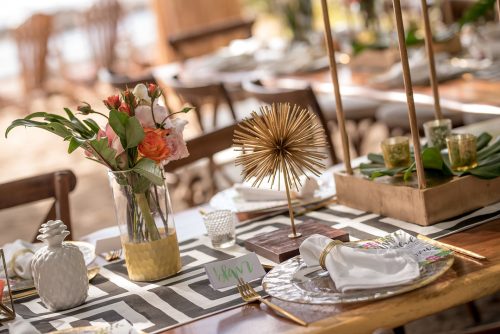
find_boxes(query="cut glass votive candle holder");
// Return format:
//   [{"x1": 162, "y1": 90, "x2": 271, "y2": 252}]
[
  {"x1": 424, "y1": 118, "x2": 452, "y2": 150},
  {"x1": 203, "y1": 210, "x2": 236, "y2": 249},
  {"x1": 381, "y1": 136, "x2": 411, "y2": 169},
  {"x1": 446, "y1": 133, "x2": 478, "y2": 171}
]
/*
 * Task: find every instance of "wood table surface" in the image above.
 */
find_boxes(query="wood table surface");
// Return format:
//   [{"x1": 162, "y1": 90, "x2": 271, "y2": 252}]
[{"x1": 161, "y1": 219, "x2": 500, "y2": 334}]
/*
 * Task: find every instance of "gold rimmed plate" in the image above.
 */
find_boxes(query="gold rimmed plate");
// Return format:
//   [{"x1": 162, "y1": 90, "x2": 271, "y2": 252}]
[{"x1": 262, "y1": 231, "x2": 454, "y2": 304}]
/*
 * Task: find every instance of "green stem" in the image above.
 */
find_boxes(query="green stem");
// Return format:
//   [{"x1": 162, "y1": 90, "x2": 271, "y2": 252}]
[{"x1": 135, "y1": 192, "x2": 160, "y2": 241}]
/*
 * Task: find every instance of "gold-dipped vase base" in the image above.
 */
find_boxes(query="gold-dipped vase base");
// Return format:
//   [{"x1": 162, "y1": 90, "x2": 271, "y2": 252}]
[{"x1": 123, "y1": 229, "x2": 181, "y2": 282}]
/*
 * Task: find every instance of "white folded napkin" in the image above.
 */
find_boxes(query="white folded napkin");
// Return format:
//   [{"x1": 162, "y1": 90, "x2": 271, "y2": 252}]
[
  {"x1": 234, "y1": 177, "x2": 319, "y2": 201},
  {"x1": 1, "y1": 240, "x2": 39, "y2": 279},
  {"x1": 8, "y1": 318, "x2": 41, "y2": 334},
  {"x1": 8, "y1": 319, "x2": 141, "y2": 334},
  {"x1": 299, "y1": 234, "x2": 420, "y2": 292}
]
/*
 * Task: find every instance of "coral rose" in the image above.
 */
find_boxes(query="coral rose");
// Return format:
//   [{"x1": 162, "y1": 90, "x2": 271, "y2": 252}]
[
  {"x1": 138, "y1": 128, "x2": 171, "y2": 163},
  {"x1": 103, "y1": 95, "x2": 121, "y2": 110}
]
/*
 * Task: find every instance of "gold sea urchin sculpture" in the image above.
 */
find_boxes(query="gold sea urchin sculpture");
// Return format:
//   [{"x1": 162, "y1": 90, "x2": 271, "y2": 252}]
[{"x1": 234, "y1": 103, "x2": 328, "y2": 238}]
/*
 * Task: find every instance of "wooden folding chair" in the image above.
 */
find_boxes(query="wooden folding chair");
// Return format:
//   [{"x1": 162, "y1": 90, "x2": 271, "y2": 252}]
[
  {"x1": 84, "y1": 0, "x2": 121, "y2": 71},
  {"x1": 0, "y1": 170, "x2": 77, "y2": 242},
  {"x1": 165, "y1": 124, "x2": 236, "y2": 207},
  {"x1": 166, "y1": 75, "x2": 238, "y2": 132},
  {"x1": 13, "y1": 14, "x2": 53, "y2": 95},
  {"x1": 169, "y1": 17, "x2": 254, "y2": 61},
  {"x1": 242, "y1": 80, "x2": 338, "y2": 164}
]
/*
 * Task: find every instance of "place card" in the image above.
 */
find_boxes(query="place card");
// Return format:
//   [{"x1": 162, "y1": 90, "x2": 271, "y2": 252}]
[{"x1": 204, "y1": 253, "x2": 266, "y2": 290}]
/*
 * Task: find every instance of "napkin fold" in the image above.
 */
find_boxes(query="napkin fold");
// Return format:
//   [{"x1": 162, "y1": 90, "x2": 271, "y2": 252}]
[
  {"x1": 299, "y1": 234, "x2": 420, "y2": 292},
  {"x1": 1, "y1": 240, "x2": 39, "y2": 279},
  {"x1": 234, "y1": 177, "x2": 319, "y2": 201}
]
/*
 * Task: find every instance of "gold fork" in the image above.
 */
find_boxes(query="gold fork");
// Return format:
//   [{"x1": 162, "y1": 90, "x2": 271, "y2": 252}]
[{"x1": 236, "y1": 277, "x2": 307, "y2": 326}]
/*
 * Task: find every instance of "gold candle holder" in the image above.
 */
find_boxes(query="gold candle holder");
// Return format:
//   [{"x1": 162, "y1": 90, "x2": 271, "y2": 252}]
[
  {"x1": 446, "y1": 134, "x2": 478, "y2": 171},
  {"x1": 423, "y1": 118, "x2": 452, "y2": 150},
  {"x1": 0, "y1": 249, "x2": 15, "y2": 323},
  {"x1": 381, "y1": 137, "x2": 411, "y2": 169}
]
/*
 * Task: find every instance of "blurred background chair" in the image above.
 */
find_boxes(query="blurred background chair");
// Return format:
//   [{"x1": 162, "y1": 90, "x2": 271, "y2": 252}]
[
  {"x1": 84, "y1": 0, "x2": 121, "y2": 76},
  {"x1": 151, "y1": 0, "x2": 252, "y2": 62},
  {"x1": 169, "y1": 17, "x2": 254, "y2": 61},
  {"x1": 165, "y1": 75, "x2": 238, "y2": 132},
  {"x1": 242, "y1": 79, "x2": 338, "y2": 164},
  {"x1": 13, "y1": 13, "x2": 53, "y2": 106},
  {"x1": 243, "y1": 80, "x2": 381, "y2": 161},
  {"x1": 0, "y1": 170, "x2": 77, "y2": 242}
]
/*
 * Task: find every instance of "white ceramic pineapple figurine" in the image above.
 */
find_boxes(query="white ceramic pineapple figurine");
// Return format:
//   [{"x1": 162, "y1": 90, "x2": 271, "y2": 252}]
[{"x1": 31, "y1": 220, "x2": 88, "y2": 311}]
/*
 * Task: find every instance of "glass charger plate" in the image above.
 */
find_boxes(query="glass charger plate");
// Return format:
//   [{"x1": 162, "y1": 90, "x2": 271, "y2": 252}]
[{"x1": 262, "y1": 232, "x2": 454, "y2": 304}]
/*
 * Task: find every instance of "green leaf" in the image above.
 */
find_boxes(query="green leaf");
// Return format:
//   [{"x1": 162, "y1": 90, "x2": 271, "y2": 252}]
[
  {"x1": 132, "y1": 158, "x2": 163, "y2": 186},
  {"x1": 422, "y1": 147, "x2": 443, "y2": 170},
  {"x1": 83, "y1": 119, "x2": 101, "y2": 134},
  {"x1": 109, "y1": 109, "x2": 128, "y2": 138},
  {"x1": 478, "y1": 137, "x2": 500, "y2": 160},
  {"x1": 125, "y1": 117, "x2": 145, "y2": 149},
  {"x1": 180, "y1": 106, "x2": 193, "y2": 113},
  {"x1": 90, "y1": 138, "x2": 117, "y2": 169},
  {"x1": 403, "y1": 162, "x2": 416, "y2": 181},
  {"x1": 5, "y1": 119, "x2": 72, "y2": 139},
  {"x1": 367, "y1": 153, "x2": 385, "y2": 165},
  {"x1": 476, "y1": 132, "x2": 492, "y2": 151},
  {"x1": 68, "y1": 137, "x2": 82, "y2": 153},
  {"x1": 64, "y1": 108, "x2": 92, "y2": 137},
  {"x1": 130, "y1": 176, "x2": 152, "y2": 193},
  {"x1": 469, "y1": 165, "x2": 500, "y2": 179}
]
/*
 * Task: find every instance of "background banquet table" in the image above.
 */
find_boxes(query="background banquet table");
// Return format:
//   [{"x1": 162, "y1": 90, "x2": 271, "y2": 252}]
[{"x1": 153, "y1": 60, "x2": 500, "y2": 116}]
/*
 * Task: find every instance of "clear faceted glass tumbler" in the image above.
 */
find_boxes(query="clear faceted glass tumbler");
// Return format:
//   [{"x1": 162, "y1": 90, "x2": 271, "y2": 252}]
[{"x1": 203, "y1": 210, "x2": 236, "y2": 249}]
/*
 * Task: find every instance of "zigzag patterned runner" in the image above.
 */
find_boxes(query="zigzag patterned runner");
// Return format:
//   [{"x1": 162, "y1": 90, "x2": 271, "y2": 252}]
[{"x1": 4, "y1": 202, "x2": 500, "y2": 333}]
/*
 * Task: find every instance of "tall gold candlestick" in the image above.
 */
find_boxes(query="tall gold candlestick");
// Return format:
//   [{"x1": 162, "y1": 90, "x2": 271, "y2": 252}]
[
  {"x1": 320, "y1": 0, "x2": 352, "y2": 175},
  {"x1": 420, "y1": 0, "x2": 443, "y2": 120},
  {"x1": 392, "y1": 0, "x2": 427, "y2": 189}
]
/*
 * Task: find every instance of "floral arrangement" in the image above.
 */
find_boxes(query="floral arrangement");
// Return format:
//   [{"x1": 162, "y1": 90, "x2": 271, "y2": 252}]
[{"x1": 6, "y1": 83, "x2": 191, "y2": 243}]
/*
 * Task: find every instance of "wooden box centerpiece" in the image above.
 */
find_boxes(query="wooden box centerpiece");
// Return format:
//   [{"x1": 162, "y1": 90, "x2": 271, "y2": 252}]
[{"x1": 320, "y1": 0, "x2": 500, "y2": 226}]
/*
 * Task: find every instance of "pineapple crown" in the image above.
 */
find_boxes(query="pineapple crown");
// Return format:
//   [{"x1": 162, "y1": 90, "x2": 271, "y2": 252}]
[{"x1": 37, "y1": 220, "x2": 70, "y2": 248}]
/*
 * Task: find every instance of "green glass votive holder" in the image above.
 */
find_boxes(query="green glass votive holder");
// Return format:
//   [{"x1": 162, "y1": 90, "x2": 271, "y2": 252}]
[
  {"x1": 381, "y1": 136, "x2": 411, "y2": 169},
  {"x1": 423, "y1": 118, "x2": 452, "y2": 150},
  {"x1": 446, "y1": 133, "x2": 478, "y2": 171}
]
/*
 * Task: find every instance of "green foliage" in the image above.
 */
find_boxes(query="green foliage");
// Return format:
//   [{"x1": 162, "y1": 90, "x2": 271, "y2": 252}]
[
  {"x1": 360, "y1": 133, "x2": 500, "y2": 183},
  {"x1": 132, "y1": 158, "x2": 164, "y2": 186},
  {"x1": 90, "y1": 138, "x2": 118, "y2": 169},
  {"x1": 459, "y1": 0, "x2": 496, "y2": 28}
]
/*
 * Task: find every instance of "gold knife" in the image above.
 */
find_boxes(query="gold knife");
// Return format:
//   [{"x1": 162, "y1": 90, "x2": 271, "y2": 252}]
[{"x1": 417, "y1": 234, "x2": 486, "y2": 260}]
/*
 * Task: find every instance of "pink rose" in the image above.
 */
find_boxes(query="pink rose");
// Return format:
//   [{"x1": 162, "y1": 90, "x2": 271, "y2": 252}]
[
  {"x1": 105, "y1": 124, "x2": 124, "y2": 156},
  {"x1": 135, "y1": 103, "x2": 169, "y2": 127},
  {"x1": 163, "y1": 118, "x2": 189, "y2": 165}
]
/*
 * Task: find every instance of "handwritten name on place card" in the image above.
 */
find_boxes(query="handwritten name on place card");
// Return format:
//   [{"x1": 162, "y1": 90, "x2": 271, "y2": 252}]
[{"x1": 204, "y1": 253, "x2": 266, "y2": 290}]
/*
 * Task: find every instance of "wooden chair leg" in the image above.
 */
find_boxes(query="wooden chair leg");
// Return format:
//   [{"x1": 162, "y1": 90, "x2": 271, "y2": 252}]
[
  {"x1": 466, "y1": 301, "x2": 482, "y2": 325},
  {"x1": 54, "y1": 171, "x2": 73, "y2": 240},
  {"x1": 393, "y1": 326, "x2": 406, "y2": 334}
]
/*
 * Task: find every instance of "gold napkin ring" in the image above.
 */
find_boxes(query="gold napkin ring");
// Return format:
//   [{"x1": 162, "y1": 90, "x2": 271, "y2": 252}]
[{"x1": 319, "y1": 240, "x2": 342, "y2": 270}]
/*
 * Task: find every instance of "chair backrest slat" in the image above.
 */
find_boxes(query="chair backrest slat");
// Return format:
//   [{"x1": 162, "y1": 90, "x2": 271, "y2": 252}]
[
  {"x1": 0, "y1": 170, "x2": 77, "y2": 241},
  {"x1": 164, "y1": 123, "x2": 236, "y2": 172},
  {"x1": 242, "y1": 80, "x2": 337, "y2": 164}
]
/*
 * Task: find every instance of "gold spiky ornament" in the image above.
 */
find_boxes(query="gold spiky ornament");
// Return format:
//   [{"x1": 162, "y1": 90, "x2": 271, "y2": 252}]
[{"x1": 233, "y1": 103, "x2": 328, "y2": 238}]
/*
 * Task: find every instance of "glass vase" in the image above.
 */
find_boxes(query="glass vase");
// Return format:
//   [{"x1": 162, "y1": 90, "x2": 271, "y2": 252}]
[{"x1": 108, "y1": 170, "x2": 181, "y2": 281}]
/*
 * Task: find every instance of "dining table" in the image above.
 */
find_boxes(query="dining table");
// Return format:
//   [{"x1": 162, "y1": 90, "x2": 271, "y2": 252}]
[
  {"x1": 153, "y1": 51, "x2": 500, "y2": 117},
  {"x1": 2, "y1": 117, "x2": 500, "y2": 333}
]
